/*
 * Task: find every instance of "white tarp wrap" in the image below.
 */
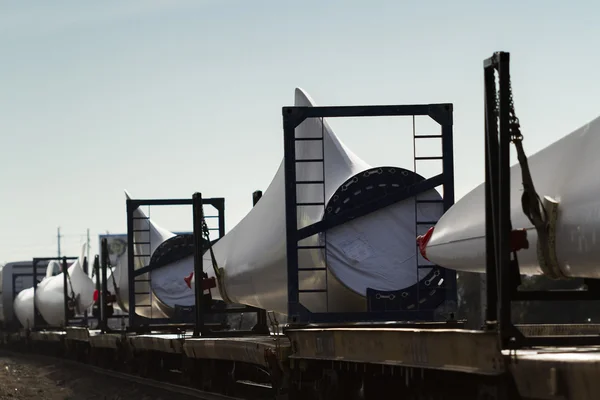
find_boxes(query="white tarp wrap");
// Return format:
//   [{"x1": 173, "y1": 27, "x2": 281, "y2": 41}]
[
  {"x1": 424, "y1": 115, "x2": 600, "y2": 279},
  {"x1": 151, "y1": 256, "x2": 198, "y2": 310},
  {"x1": 177, "y1": 87, "x2": 443, "y2": 315},
  {"x1": 14, "y1": 287, "x2": 35, "y2": 329},
  {"x1": 34, "y1": 244, "x2": 95, "y2": 326}
]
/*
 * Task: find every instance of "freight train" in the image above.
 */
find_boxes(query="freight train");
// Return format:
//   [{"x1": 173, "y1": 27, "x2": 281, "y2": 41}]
[{"x1": 1, "y1": 51, "x2": 599, "y2": 400}]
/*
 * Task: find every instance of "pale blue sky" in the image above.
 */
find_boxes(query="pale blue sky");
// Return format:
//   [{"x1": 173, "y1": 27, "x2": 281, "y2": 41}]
[{"x1": 1, "y1": 0, "x2": 599, "y2": 263}]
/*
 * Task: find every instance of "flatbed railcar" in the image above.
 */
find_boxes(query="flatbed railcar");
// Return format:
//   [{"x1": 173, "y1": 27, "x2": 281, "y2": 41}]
[{"x1": 4, "y1": 322, "x2": 599, "y2": 399}]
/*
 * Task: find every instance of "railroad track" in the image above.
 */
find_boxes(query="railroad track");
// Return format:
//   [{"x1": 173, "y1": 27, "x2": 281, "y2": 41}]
[{"x1": 0, "y1": 349, "x2": 244, "y2": 400}]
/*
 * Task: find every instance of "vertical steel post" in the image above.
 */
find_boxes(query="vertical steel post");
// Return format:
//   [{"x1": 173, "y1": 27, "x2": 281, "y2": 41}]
[
  {"x1": 126, "y1": 199, "x2": 136, "y2": 328},
  {"x1": 101, "y1": 238, "x2": 109, "y2": 333},
  {"x1": 497, "y1": 52, "x2": 513, "y2": 342},
  {"x1": 440, "y1": 107, "x2": 458, "y2": 307},
  {"x1": 83, "y1": 257, "x2": 89, "y2": 326},
  {"x1": 62, "y1": 257, "x2": 69, "y2": 327},
  {"x1": 217, "y1": 198, "x2": 226, "y2": 240},
  {"x1": 484, "y1": 57, "x2": 499, "y2": 327},
  {"x1": 192, "y1": 192, "x2": 205, "y2": 338},
  {"x1": 93, "y1": 255, "x2": 100, "y2": 327},
  {"x1": 94, "y1": 255, "x2": 100, "y2": 302},
  {"x1": 283, "y1": 110, "x2": 300, "y2": 321},
  {"x1": 32, "y1": 259, "x2": 39, "y2": 330},
  {"x1": 441, "y1": 107, "x2": 455, "y2": 211},
  {"x1": 251, "y1": 190, "x2": 269, "y2": 333}
]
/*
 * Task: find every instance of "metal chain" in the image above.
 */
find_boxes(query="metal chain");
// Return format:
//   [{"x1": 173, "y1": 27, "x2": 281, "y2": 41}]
[
  {"x1": 503, "y1": 73, "x2": 547, "y2": 229},
  {"x1": 201, "y1": 214, "x2": 211, "y2": 242},
  {"x1": 63, "y1": 264, "x2": 77, "y2": 306},
  {"x1": 199, "y1": 206, "x2": 231, "y2": 301},
  {"x1": 493, "y1": 73, "x2": 500, "y2": 121},
  {"x1": 497, "y1": 67, "x2": 562, "y2": 278},
  {"x1": 490, "y1": 69, "x2": 521, "y2": 141},
  {"x1": 200, "y1": 210, "x2": 218, "y2": 269},
  {"x1": 507, "y1": 79, "x2": 523, "y2": 142}
]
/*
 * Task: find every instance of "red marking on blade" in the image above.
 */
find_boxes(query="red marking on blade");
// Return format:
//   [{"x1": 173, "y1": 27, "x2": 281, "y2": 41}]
[
  {"x1": 416, "y1": 226, "x2": 435, "y2": 262},
  {"x1": 184, "y1": 272, "x2": 194, "y2": 289}
]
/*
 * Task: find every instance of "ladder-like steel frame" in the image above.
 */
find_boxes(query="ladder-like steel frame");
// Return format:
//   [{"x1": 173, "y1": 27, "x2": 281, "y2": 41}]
[
  {"x1": 282, "y1": 103, "x2": 456, "y2": 325},
  {"x1": 125, "y1": 195, "x2": 269, "y2": 336},
  {"x1": 125, "y1": 196, "x2": 224, "y2": 331}
]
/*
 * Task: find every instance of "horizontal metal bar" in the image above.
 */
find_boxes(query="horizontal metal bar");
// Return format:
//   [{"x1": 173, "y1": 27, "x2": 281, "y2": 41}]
[
  {"x1": 296, "y1": 159, "x2": 324, "y2": 163},
  {"x1": 298, "y1": 245, "x2": 325, "y2": 249},
  {"x1": 13, "y1": 264, "x2": 52, "y2": 270},
  {"x1": 417, "y1": 221, "x2": 439, "y2": 225},
  {"x1": 298, "y1": 268, "x2": 327, "y2": 271},
  {"x1": 296, "y1": 180, "x2": 324, "y2": 184},
  {"x1": 298, "y1": 289, "x2": 327, "y2": 293},
  {"x1": 129, "y1": 198, "x2": 224, "y2": 207},
  {"x1": 297, "y1": 202, "x2": 325, "y2": 206},
  {"x1": 297, "y1": 174, "x2": 444, "y2": 240},
  {"x1": 285, "y1": 104, "x2": 451, "y2": 119},
  {"x1": 33, "y1": 257, "x2": 77, "y2": 262},
  {"x1": 415, "y1": 156, "x2": 443, "y2": 161},
  {"x1": 414, "y1": 135, "x2": 442, "y2": 139},
  {"x1": 416, "y1": 199, "x2": 445, "y2": 204},
  {"x1": 294, "y1": 137, "x2": 323, "y2": 141}
]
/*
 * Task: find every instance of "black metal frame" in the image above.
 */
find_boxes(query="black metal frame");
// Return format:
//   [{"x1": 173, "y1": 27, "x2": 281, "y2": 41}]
[
  {"x1": 94, "y1": 241, "x2": 126, "y2": 333},
  {"x1": 92, "y1": 254, "x2": 103, "y2": 331},
  {"x1": 78, "y1": 257, "x2": 90, "y2": 327},
  {"x1": 11, "y1": 263, "x2": 48, "y2": 331},
  {"x1": 126, "y1": 194, "x2": 268, "y2": 336},
  {"x1": 282, "y1": 103, "x2": 456, "y2": 324},
  {"x1": 126, "y1": 196, "x2": 223, "y2": 331},
  {"x1": 483, "y1": 51, "x2": 600, "y2": 349},
  {"x1": 31, "y1": 256, "x2": 78, "y2": 330}
]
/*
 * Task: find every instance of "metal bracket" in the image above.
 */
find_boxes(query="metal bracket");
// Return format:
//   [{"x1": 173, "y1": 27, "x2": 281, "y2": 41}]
[{"x1": 483, "y1": 51, "x2": 600, "y2": 349}]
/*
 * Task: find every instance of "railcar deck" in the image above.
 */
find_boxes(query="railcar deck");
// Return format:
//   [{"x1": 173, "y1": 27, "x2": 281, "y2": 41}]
[
  {"x1": 284, "y1": 325, "x2": 600, "y2": 399},
  {"x1": 11, "y1": 324, "x2": 600, "y2": 399}
]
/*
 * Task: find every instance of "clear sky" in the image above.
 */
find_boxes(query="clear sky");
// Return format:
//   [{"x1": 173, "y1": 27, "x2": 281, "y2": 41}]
[{"x1": 1, "y1": 0, "x2": 599, "y2": 263}]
